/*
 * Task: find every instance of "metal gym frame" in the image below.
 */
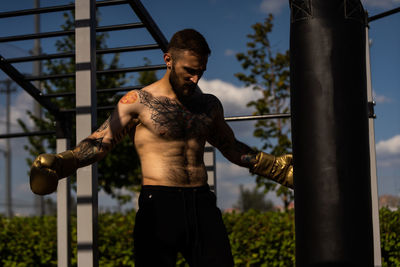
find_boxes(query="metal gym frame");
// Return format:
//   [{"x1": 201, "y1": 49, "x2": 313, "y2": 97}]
[{"x1": 0, "y1": 0, "x2": 398, "y2": 266}]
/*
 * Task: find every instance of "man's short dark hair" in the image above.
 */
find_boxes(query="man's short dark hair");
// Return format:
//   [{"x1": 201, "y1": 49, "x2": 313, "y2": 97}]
[{"x1": 167, "y1": 29, "x2": 211, "y2": 59}]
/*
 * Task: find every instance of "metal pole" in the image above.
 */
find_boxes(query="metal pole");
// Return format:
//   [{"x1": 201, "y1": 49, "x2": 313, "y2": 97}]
[
  {"x1": 290, "y1": 0, "x2": 374, "y2": 265},
  {"x1": 33, "y1": 0, "x2": 45, "y2": 217},
  {"x1": 0, "y1": 80, "x2": 16, "y2": 218},
  {"x1": 5, "y1": 82, "x2": 12, "y2": 218},
  {"x1": 57, "y1": 131, "x2": 71, "y2": 267},
  {"x1": 75, "y1": 0, "x2": 98, "y2": 266},
  {"x1": 365, "y1": 18, "x2": 382, "y2": 266}
]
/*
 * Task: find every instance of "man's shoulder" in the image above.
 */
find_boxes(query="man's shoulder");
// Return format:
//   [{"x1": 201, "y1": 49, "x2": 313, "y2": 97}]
[
  {"x1": 195, "y1": 93, "x2": 223, "y2": 116},
  {"x1": 201, "y1": 93, "x2": 222, "y2": 107}
]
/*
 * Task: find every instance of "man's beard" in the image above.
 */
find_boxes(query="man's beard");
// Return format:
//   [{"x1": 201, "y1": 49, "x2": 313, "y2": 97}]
[{"x1": 169, "y1": 66, "x2": 195, "y2": 98}]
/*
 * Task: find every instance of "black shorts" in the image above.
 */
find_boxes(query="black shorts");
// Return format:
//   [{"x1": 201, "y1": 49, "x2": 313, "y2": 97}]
[{"x1": 133, "y1": 185, "x2": 234, "y2": 267}]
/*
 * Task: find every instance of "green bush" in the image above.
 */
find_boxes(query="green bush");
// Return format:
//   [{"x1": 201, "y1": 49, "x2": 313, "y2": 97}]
[
  {"x1": 0, "y1": 209, "x2": 399, "y2": 266},
  {"x1": 224, "y1": 210, "x2": 295, "y2": 267},
  {"x1": 380, "y1": 208, "x2": 400, "y2": 267}
]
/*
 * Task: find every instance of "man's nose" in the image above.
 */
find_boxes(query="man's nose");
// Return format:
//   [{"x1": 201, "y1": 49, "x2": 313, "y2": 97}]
[{"x1": 190, "y1": 75, "x2": 200, "y2": 84}]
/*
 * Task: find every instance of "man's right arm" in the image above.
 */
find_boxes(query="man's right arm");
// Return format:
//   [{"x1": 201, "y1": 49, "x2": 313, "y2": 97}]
[{"x1": 30, "y1": 90, "x2": 142, "y2": 195}]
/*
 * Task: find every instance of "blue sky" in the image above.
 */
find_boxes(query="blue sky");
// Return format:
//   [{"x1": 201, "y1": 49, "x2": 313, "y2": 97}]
[{"x1": 0, "y1": 0, "x2": 399, "y2": 214}]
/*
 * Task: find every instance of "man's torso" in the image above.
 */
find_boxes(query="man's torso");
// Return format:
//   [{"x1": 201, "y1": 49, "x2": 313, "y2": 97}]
[{"x1": 133, "y1": 88, "x2": 219, "y2": 187}]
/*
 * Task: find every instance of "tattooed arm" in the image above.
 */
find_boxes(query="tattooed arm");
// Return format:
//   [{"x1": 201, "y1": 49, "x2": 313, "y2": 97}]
[
  {"x1": 206, "y1": 95, "x2": 257, "y2": 168},
  {"x1": 72, "y1": 90, "x2": 141, "y2": 168}
]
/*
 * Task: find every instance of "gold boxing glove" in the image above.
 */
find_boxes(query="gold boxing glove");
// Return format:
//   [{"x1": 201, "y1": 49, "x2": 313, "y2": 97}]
[
  {"x1": 250, "y1": 152, "x2": 293, "y2": 189},
  {"x1": 30, "y1": 150, "x2": 78, "y2": 195}
]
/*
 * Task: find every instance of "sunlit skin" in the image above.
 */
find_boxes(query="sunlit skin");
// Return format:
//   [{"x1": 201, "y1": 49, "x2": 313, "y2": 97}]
[{"x1": 71, "y1": 49, "x2": 255, "y2": 187}]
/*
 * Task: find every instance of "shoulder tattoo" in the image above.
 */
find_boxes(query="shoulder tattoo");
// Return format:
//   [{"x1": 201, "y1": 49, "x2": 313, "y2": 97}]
[{"x1": 119, "y1": 90, "x2": 139, "y2": 104}]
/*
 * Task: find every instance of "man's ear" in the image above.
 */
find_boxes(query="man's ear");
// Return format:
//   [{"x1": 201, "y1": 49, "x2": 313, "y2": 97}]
[{"x1": 164, "y1": 53, "x2": 172, "y2": 69}]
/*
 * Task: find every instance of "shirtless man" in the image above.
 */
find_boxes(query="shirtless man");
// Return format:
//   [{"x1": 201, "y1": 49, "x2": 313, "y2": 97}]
[{"x1": 30, "y1": 29, "x2": 293, "y2": 267}]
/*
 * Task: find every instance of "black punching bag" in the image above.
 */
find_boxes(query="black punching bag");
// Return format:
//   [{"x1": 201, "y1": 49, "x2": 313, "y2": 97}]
[{"x1": 290, "y1": 1, "x2": 374, "y2": 266}]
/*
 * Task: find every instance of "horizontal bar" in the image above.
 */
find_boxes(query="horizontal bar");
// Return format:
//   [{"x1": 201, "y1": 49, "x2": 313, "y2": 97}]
[
  {"x1": 97, "y1": 44, "x2": 160, "y2": 55},
  {"x1": 96, "y1": 64, "x2": 166, "y2": 75},
  {"x1": 369, "y1": 7, "x2": 400, "y2": 22},
  {"x1": 0, "y1": 29, "x2": 74, "y2": 43},
  {"x1": 0, "y1": 130, "x2": 55, "y2": 139},
  {"x1": 6, "y1": 52, "x2": 73, "y2": 63},
  {"x1": 60, "y1": 105, "x2": 292, "y2": 122},
  {"x1": 25, "y1": 64, "x2": 166, "y2": 81},
  {"x1": 42, "y1": 85, "x2": 144, "y2": 98},
  {"x1": 0, "y1": 23, "x2": 144, "y2": 43},
  {"x1": 0, "y1": 0, "x2": 128, "y2": 19},
  {"x1": 96, "y1": 22, "x2": 145, "y2": 33},
  {"x1": 225, "y1": 114, "x2": 291, "y2": 121},
  {"x1": 6, "y1": 44, "x2": 160, "y2": 63}
]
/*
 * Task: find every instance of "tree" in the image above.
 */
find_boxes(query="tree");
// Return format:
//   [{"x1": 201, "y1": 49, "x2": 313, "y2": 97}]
[
  {"x1": 234, "y1": 184, "x2": 274, "y2": 212},
  {"x1": 19, "y1": 11, "x2": 157, "y2": 204},
  {"x1": 235, "y1": 14, "x2": 293, "y2": 210}
]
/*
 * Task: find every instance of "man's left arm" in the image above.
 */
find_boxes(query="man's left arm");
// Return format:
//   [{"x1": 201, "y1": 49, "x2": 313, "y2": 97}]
[{"x1": 206, "y1": 96, "x2": 294, "y2": 189}]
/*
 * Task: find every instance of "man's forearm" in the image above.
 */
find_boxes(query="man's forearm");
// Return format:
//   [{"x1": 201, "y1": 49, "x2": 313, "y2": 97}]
[
  {"x1": 220, "y1": 139, "x2": 257, "y2": 168},
  {"x1": 72, "y1": 137, "x2": 110, "y2": 168}
]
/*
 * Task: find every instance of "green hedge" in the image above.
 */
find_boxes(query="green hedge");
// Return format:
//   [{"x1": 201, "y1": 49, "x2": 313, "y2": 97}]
[{"x1": 0, "y1": 208, "x2": 399, "y2": 266}]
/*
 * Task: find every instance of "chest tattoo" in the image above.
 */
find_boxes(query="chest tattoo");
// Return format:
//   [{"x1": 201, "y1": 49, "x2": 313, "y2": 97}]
[{"x1": 138, "y1": 90, "x2": 213, "y2": 139}]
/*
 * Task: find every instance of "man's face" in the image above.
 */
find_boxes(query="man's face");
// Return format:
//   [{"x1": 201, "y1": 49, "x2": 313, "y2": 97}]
[{"x1": 169, "y1": 50, "x2": 207, "y2": 97}]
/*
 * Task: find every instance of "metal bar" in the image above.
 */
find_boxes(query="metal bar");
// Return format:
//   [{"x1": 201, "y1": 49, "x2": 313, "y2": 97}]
[
  {"x1": 0, "y1": 3, "x2": 75, "y2": 18},
  {"x1": 25, "y1": 72, "x2": 75, "y2": 81},
  {"x1": 368, "y1": 6, "x2": 400, "y2": 22},
  {"x1": 25, "y1": 64, "x2": 165, "y2": 81},
  {"x1": 0, "y1": 130, "x2": 55, "y2": 139},
  {"x1": 0, "y1": 29, "x2": 74, "y2": 43},
  {"x1": 96, "y1": 22, "x2": 144, "y2": 32},
  {"x1": 365, "y1": 23, "x2": 382, "y2": 267},
  {"x1": 57, "y1": 137, "x2": 71, "y2": 267},
  {"x1": 97, "y1": 85, "x2": 143, "y2": 93},
  {"x1": 75, "y1": 0, "x2": 98, "y2": 265},
  {"x1": 0, "y1": 54, "x2": 60, "y2": 116},
  {"x1": 127, "y1": 0, "x2": 169, "y2": 52},
  {"x1": 42, "y1": 85, "x2": 144, "y2": 98},
  {"x1": 6, "y1": 44, "x2": 160, "y2": 63},
  {"x1": 0, "y1": 0, "x2": 127, "y2": 18},
  {"x1": 96, "y1": 64, "x2": 166, "y2": 75},
  {"x1": 97, "y1": 43, "x2": 160, "y2": 54},
  {"x1": 0, "y1": 23, "x2": 144, "y2": 43},
  {"x1": 7, "y1": 52, "x2": 74, "y2": 63},
  {"x1": 225, "y1": 113, "x2": 291, "y2": 121}
]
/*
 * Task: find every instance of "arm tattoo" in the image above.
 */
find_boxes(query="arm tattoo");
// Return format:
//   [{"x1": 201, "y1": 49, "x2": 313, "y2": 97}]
[
  {"x1": 95, "y1": 115, "x2": 112, "y2": 133},
  {"x1": 110, "y1": 118, "x2": 139, "y2": 147},
  {"x1": 74, "y1": 137, "x2": 105, "y2": 167}
]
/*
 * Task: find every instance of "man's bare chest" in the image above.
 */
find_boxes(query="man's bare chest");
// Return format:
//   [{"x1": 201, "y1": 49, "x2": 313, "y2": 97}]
[{"x1": 138, "y1": 92, "x2": 213, "y2": 139}]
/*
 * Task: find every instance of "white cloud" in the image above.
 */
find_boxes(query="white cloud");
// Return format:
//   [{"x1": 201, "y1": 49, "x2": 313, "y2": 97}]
[
  {"x1": 376, "y1": 135, "x2": 400, "y2": 167},
  {"x1": 376, "y1": 135, "x2": 400, "y2": 156},
  {"x1": 0, "y1": 90, "x2": 34, "y2": 135},
  {"x1": 373, "y1": 91, "x2": 392, "y2": 104},
  {"x1": 199, "y1": 79, "x2": 263, "y2": 140},
  {"x1": 362, "y1": 0, "x2": 400, "y2": 9},
  {"x1": 199, "y1": 79, "x2": 262, "y2": 116},
  {"x1": 224, "y1": 49, "x2": 236, "y2": 57},
  {"x1": 260, "y1": 0, "x2": 287, "y2": 15}
]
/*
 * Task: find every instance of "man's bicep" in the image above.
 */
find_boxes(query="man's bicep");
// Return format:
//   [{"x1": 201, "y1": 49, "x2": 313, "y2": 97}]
[
  {"x1": 85, "y1": 91, "x2": 140, "y2": 148},
  {"x1": 207, "y1": 115, "x2": 237, "y2": 153},
  {"x1": 100, "y1": 92, "x2": 140, "y2": 147}
]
